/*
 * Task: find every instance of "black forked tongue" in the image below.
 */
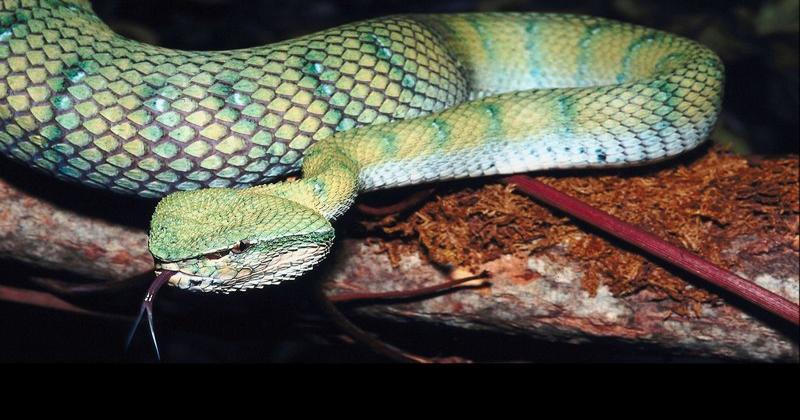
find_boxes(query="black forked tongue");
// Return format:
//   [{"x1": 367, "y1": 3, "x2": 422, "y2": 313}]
[{"x1": 125, "y1": 270, "x2": 174, "y2": 361}]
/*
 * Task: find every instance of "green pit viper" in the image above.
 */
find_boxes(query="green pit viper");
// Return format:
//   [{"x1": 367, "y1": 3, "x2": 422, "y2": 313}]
[{"x1": 0, "y1": 1, "x2": 724, "y2": 293}]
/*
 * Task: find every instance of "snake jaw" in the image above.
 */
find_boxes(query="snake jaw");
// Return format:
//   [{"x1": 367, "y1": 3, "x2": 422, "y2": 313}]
[{"x1": 153, "y1": 237, "x2": 333, "y2": 293}]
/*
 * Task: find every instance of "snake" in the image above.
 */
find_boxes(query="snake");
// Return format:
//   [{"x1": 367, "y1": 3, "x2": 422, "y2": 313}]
[{"x1": 0, "y1": 1, "x2": 724, "y2": 294}]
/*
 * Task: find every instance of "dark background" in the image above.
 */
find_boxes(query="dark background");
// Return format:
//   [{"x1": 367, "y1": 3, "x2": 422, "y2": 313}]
[{"x1": 0, "y1": 0, "x2": 797, "y2": 363}]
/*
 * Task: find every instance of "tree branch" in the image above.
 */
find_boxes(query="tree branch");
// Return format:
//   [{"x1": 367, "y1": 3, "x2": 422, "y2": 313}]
[{"x1": 0, "y1": 148, "x2": 797, "y2": 361}]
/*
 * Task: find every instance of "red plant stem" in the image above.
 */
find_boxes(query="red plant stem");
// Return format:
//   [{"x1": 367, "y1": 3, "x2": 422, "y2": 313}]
[{"x1": 502, "y1": 175, "x2": 800, "y2": 326}]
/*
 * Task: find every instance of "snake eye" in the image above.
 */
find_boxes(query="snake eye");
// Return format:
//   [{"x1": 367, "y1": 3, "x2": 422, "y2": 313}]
[
  {"x1": 204, "y1": 241, "x2": 251, "y2": 260},
  {"x1": 231, "y1": 241, "x2": 252, "y2": 254}
]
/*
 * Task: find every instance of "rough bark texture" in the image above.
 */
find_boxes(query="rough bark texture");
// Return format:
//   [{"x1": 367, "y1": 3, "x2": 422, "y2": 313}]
[
  {"x1": 0, "y1": 180, "x2": 153, "y2": 281},
  {"x1": 0, "y1": 148, "x2": 797, "y2": 361},
  {"x1": 324, "y1": 240, "x2": 798, "y2": 361}
]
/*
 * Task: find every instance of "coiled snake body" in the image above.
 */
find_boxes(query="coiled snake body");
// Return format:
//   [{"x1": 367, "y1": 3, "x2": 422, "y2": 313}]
[{"x1": 0, "y1": 1, "x2": 724, "y2": 292}]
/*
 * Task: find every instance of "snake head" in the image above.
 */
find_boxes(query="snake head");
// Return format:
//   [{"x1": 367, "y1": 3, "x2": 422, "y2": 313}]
[{"x1": 148, "y1": 188, "x2": 334, "y2": 293}]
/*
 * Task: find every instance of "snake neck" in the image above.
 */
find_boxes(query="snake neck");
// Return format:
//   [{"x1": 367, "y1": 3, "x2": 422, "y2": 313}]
[{"x1": 250, "y1": 142, "x2": 361, "y2": 221}]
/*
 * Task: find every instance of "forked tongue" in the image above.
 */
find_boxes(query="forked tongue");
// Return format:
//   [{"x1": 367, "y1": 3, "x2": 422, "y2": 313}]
[{"x1": 125, "y1": 270, "x2": 175, "y2": 360}]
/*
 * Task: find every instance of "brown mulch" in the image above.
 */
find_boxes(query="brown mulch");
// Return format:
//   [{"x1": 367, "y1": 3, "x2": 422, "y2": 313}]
[{"x1": 357, "y1": 146, "x2": 799, "y2": 316}]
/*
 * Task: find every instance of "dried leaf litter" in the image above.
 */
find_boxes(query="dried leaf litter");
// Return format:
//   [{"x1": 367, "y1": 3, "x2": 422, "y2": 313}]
[{"x1": 357, "y1": 146, "x2": 799, "y2": 315}]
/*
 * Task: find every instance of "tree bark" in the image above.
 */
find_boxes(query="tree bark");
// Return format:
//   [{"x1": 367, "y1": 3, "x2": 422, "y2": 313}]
[
  {"x1": 0, "y1": 179, "x2": 153, "y2": 281},
  {"x1": 324, "y1": 239, "x2": 798, "y2": 361}
]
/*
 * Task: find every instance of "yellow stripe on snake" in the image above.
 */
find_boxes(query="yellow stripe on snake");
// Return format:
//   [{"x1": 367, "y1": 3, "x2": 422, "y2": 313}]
[{"x1": 0, "y1": 0, "x2": 724, "y2": 292}]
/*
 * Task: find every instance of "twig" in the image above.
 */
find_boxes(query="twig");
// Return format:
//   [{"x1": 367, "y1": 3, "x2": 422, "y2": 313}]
[
  {"x1": 28, "y1": 274, "x2": 151, "y2": 295},
  {"x1": 502, "y1": 174, "x2": 800, "y2": 325},
  {"x1": 328, "y1": 271, "x2": 490, "y2": 303},
  {"x1": 319, "y1": 273, "x2": 487, "y2": 363},
  {"x1": 0, "y1": 284, "x2": 132, "y2": 321},
  {"x1": 357, "y1": 188, "x2": 436, "y2": 216},
  {"x1": 315, "y1": 283, "x2": 426, "y2": 363}
]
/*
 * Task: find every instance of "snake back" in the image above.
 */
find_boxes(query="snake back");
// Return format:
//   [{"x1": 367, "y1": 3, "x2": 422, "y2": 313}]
[{"x1": 0, "y1": 0, "x2": 723, "y2": 198}]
